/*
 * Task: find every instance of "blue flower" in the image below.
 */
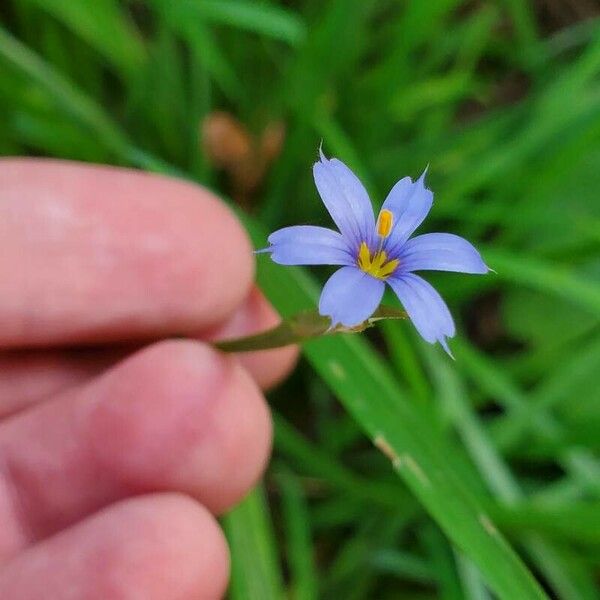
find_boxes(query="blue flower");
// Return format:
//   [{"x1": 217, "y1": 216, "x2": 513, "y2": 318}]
[{"x1": 261, "y1": 150, "x2": 489, "y2": 354}]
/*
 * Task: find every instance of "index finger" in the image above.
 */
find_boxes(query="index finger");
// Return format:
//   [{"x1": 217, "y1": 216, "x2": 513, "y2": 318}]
[{"x1": 0, "y1": 159, "x2": 254, "y2": 348}]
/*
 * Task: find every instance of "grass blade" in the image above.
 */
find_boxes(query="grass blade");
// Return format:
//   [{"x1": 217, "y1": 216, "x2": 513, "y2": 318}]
[
  {"x1": 196, "y1": 0, "x2": 306, "y2": 46},
  {"x1": 223, "y1": 485, "x2": 284, "y2": 600},
  {"x1": 276, "y1": 467, "x2": 318, "y2": 600},
  {"x1": 22, "y1": 0, "x2": 145, "y2": 79}
]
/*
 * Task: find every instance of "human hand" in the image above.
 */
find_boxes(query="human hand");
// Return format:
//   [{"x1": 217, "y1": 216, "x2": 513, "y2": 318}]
[{"x1": 0, "y1": 159, "x2": 297, "y2": 599}]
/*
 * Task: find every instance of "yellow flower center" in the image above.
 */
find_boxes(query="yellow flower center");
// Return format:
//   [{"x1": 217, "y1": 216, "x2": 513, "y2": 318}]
[{"x1": 357, "y1": 242, "x2": 399, "y2": 279}]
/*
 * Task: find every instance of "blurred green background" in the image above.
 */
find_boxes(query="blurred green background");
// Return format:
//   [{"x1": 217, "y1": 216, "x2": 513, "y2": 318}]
[{"x1": 1, "y1": 1, "x2": 600, "y2": 598}]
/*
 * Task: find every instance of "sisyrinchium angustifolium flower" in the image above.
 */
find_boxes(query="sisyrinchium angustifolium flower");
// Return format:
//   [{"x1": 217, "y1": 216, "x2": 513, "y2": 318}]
[{"x1": 260, "y1": 149, "x2": 490, "y2": 355}]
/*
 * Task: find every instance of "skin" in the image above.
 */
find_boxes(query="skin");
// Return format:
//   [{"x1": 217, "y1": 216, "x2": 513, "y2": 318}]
[{"x1": 0, "y1": 159, "x2": 298, "y2": 599}]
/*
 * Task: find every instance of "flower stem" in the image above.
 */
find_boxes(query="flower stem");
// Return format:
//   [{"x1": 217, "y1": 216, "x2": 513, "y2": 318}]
[{"x1": 214, "y1": 306, "x2": 407, "y2": 353}]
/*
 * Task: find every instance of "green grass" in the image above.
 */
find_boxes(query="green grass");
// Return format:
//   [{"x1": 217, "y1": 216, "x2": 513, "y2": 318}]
[{"x1": 1, "y1": 1, "x2": 600, "y2": 597}]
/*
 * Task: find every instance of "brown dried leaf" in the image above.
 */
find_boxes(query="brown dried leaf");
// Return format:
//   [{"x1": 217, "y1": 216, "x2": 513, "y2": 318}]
[
  {"x1": 201, "y1": 111, "x2": 286, "y2": 204},
  {"x1": 202, "y1": 111, "x2": 252, "y2": 167}
]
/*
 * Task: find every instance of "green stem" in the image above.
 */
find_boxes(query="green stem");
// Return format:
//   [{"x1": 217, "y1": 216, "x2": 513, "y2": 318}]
[{"x1": 214, "y1": 306, "x2": 407, "y2": 353}]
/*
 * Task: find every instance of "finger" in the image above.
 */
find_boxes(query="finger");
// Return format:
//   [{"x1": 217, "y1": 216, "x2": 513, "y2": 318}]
[
  {"x1": 0, "y1": 289, "x2": 298, "y2": 417},
  {"x1": 204, "y1": 287, "x2": 299, "y2": 390},
  {"x1": 0, "y1": 158, "x2": 254, "y2": 348},
  {"x1": 0, "y1": 348, "x2": 119, "y2": 418},
  {"x1": 0, "y1": 494, "x2": 229, "y2": 600},
  {"x1": 0, "y1": 340, "x2": 271, "y2": 559}
]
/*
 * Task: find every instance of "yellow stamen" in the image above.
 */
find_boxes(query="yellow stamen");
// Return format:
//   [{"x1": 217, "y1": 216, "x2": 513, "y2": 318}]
[
  {"x1": 376, "y1": 209, "x2": 393, "y2": 239},
  {"x1": 358, "y1": 241, "x2": 371, "y2": 271},
  {"x1": 357, "y1": 241, "x2": 399, "y2": 280}
]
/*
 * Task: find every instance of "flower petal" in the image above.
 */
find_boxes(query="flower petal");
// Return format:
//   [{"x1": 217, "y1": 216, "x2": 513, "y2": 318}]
[
  {"x1": 319, "y1": 266, "x2": 385, "y2": 327},
  {"x1": 264, "y1": 225, "x2": 355, "y2": 266},
  {"x1": 399, "y1": 233, "x2": 489, "y2": 274},
  {"x1": 313, "y1": 150, "x2": 375, "y2": 248},
  {"x1": 382, "y1": 169, "x2": 433, "y2": 255},
  {"x1": 388, "y1": 273, "x2": 455, "y2": 354},
  {"x1": 268, "y1": 225, "x2": 348, "y2": 248}
]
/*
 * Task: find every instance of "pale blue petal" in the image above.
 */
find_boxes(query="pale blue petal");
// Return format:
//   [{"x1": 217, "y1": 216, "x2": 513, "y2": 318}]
[
  {"x1": 265, "y1": 225, "x2": 355, "y2": 265},
  {"x1": 268, "y1": 225, "x2": 349, "y2": 249},
  {"x1": 319, "y1": 266, "x2": 385, "y2": 327},
  {"x1": 313, "y1": 150, "x2": 375, "y2": 248},
  {"x1": 381, "y1": 168, "x2": 433, "y2": 255},
  {"x1": 399, "y1": 233, "x2": 489, "y2": 274},
  {"x1": 388, "y1": 273, "x2": 455, "y2": 354},
  {"x1": 270, "y1": 244, "x2": 354, "y2": 265},
  {"x1": 326, "y1": 154, "x2": 376, "y2": 245}
]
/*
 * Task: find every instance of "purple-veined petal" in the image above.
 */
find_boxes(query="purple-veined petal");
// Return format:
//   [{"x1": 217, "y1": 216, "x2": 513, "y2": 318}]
[
  {"x1": 264, "y1": 225, "x2": 355, "y2": 266},
  {"x1": 327, "y1": 155, "x2": 376, "y2": 245},
  {"x1": 268, "y1": 225, "x2": 349, "y2": 248},
  {"x1": 269, "y1": 244, "x2": 355, "y2": 265},
  {"x1": 319, "y1": 266, "x2": 385, "y2": 327},
  {"x1": 388, "y1": 273, "x2": 455, "y2": 355},
  {"x1": 313, "y1": 150, "x2": 375, "y2": 249},
  {"x1": 398, "y1": 233, "x2": 489, "y2": 274},
  {"x1": 381, "y1": 168, "x2": 433, "y2": 255}
]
